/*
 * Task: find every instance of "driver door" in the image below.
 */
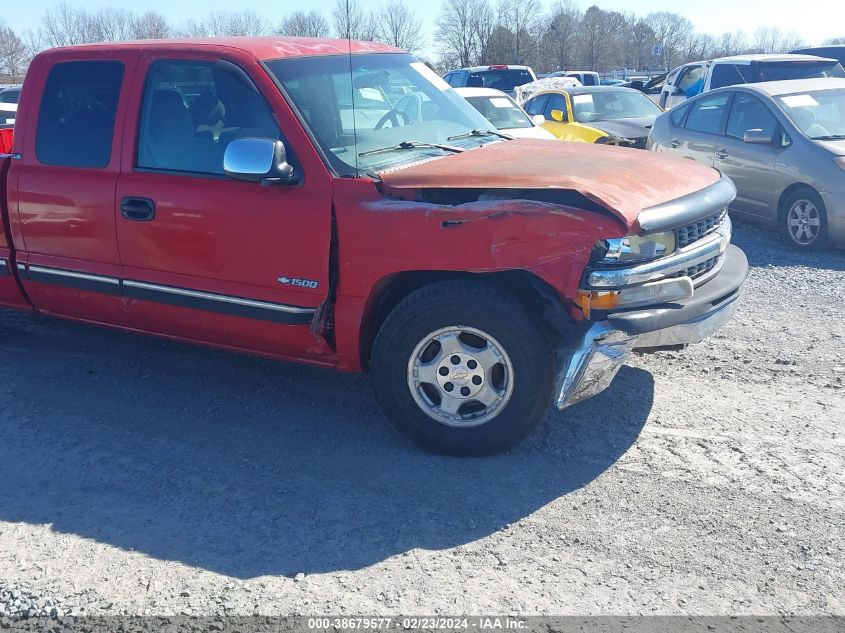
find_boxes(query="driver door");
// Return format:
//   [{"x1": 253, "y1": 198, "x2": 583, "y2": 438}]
[{"x1": 115, "y1": 52, "x2": 334, "y2": 358}]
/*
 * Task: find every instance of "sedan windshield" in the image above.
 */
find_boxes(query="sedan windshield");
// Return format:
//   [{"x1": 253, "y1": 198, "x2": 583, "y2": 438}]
[
  {"x1": 464, "y1": 95, "x2": 533, "y2": 129},
  {"x1": 777, "y1": 89, "x2": 845, "y2": 140},
  {"x1": 266, "y1": 53, "x2": 497, "y2": 175},
  {"x1": 571, "y1": 90, "x2": 662, "y2": 123}
]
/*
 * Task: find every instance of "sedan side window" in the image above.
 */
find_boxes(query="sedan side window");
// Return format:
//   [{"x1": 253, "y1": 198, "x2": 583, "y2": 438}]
[
  {"x1": 726, "y1": 93, "x2": 778, "y2": 140},
  {"x1": 524, "y1": 94, "x2": 548, "y2": 116},
  {"x1": 684, "y1": 93, "x2": 731, "y2": 135},
  {"x1": 136, "y1": 59, "x2": 282, "y2": 176},
  {"x1": 543, "y1": 94, "x2": 567, "y2": 121},
  {"x1": 677, "y1": 65, "x2": 705, "y2": 97}
]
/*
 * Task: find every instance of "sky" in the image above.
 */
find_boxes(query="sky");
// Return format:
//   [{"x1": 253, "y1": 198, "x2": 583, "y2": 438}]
[{"x1": 5, "y1": 0, "x2": 843, "y2": 56}]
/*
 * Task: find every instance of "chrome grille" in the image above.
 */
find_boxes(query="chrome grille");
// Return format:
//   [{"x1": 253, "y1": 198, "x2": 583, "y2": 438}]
[
  {"x1": 672, "y1": 256, "x2": 719, "y2": 280},
  {"x1": 676, "y1": 209, "x2": 728, "y2": 249}
]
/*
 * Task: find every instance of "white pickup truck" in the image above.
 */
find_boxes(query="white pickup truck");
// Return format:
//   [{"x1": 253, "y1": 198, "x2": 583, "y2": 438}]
[{"x1": 659, "y1": 54, "x2": 845, "y2": 109}]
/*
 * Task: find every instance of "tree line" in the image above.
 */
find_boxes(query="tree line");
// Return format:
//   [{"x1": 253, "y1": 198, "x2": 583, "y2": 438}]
[{"x1": 1, "y1": 0, "x2": 843, "y2": 84}]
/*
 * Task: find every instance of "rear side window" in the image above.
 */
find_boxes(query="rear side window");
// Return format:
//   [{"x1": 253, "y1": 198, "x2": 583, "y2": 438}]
[
  {"x1": 136, "y1": 59, "x2": 281, "y2": 175},
  {"x1": 710, "y1": 64, "x2": 749, "y2": 89},
  {"x1": 684, "y1": 93, "x2": 730, "y2": 135},
  {"x1": 669, "y1": 103, "x2": 691, "y2": 127},
  {"x1": 35, "y1": 61, "x2": 124, "y2": 168}
]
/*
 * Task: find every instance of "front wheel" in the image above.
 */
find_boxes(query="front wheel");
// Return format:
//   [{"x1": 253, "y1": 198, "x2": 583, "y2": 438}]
[{"x1": 371, "y1": 281, "x2": 555, "y2": 456}]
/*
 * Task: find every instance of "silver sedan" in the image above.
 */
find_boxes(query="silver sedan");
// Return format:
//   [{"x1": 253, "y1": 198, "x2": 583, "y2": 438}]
[{"x1": 647, "y1": 78, "x2": 845, "y2": 250}]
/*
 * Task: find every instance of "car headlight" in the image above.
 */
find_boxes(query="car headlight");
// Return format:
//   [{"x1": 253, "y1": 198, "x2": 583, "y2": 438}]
[
  {"x1": 590, "y1": 231, "x2": 676, "y2": 266},
  {"x1": 835, "y1": 156, "x2": 845, "y2": 172}
]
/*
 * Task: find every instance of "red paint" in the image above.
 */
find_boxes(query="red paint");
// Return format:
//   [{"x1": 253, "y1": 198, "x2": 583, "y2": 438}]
[
  {"x1": 0, "y1": 129, "x2": 12, "y2": 154},
  {"x1": 0, "y1": 38, "x2": 721, "y2": 374}
]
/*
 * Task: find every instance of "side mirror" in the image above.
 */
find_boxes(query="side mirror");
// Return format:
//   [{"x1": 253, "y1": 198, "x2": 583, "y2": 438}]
[
  {"x1": 743, "y1": 129, "x2": 773, "y2": 145},
  {"x1": 224, "y1": 137, "x2": 295, "y2": 185},
  {"x1": 550, "y1": 109, "x2": 565, "y2": 123},
  {"x1": 531, "y1": 114, "x2": 546, "y2": 126}
]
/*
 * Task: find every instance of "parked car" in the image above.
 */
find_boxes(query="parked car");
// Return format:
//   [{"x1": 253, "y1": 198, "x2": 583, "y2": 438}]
[
  {"x1": 648, "y1": 78, "x2": 845, "y2": 250},
  {"x1": 522, "y1": 86, "x2": 663, "y2": 148},
  {"x1": 550, "y1": 70, "x2": 600, "y2": 86},
  {"x1": 442, "y1": 65, "x2": 536, "y2": 97},
  {"x1": 792, "y1": 45, "x2": 845, "y2": 69},
  {"x1": 0, "y1": 86, "x2": 21, "y2": 104},
  {"x1": 454, "y1": 87, "x2": 555, "y2": 139},
  {"x1": 659, "y1": 54, "x2": 845, "y2": 110},
  {"x1": 0, "y1": 102, "x2": 15, "y2": 126},
  {"x1": 0, "y1": 37, "x2": 747, "y2": 456}
]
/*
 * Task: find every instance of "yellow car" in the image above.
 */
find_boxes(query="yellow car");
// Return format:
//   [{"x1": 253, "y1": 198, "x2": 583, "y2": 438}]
[{"x1": 521, "y1": 86, "x2": 663, "y2": 149}]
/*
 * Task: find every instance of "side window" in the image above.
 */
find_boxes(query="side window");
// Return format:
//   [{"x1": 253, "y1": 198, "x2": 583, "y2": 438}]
[
  {"x1": 710, "y1": 64, "x2": 747, "y2": 89},
  {"x1": 35, "y1": 60, "x2": 124, "y2": 168},
  {"x1": 443, "y1": 73, "x2": 453, "y2": 85},
  {"x1": 684, "y1": 93, "x2": 731, "y2": 135},
  {"x1": 726, "y1": 93, "x2": 778, "y2": 140},
  {"x1": 669, "y1": 103, "x2": 691, "y2": 127},
  {"x1": 524, "y1": 94, "x2": 548, "y2": 116},
  {"x1": 137, "y1": 59, "x2": 281, "y2": 175},
  {"x1": 677, "y1": 65, "x2": 705, "y2": 97},
  {"x1": 544, "y1": 94, "x2": 567, "y2": 121}
]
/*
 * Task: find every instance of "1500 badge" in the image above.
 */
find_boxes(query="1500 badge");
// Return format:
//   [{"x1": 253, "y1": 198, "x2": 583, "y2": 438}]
[{"x1": 277, "y1": 276, "x2": 319, "y2": 289}]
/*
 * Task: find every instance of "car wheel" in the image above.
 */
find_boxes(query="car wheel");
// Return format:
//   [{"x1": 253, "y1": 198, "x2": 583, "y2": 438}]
[
  {"x1": 371, "y1": 281, "x2": 555, "y2": 456},
  {"x1": 780, "y1": 188, "x2": 829, "y2": 250}
]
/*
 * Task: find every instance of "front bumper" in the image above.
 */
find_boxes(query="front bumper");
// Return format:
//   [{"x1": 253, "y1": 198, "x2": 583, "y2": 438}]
[{"x1": 555, "y1": 244, "x2": 748, "y2": 409}]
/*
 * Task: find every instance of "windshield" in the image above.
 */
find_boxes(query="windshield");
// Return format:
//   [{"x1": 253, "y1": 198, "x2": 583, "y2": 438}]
[
  {"x1": 469, "y1": 69, "x2": 534, "y2": 92},
  {"x1": 464, "y1": 95, "x2": 533, "y2": 129},
  {"x1": 755, "y1": 60, "x2": 845, "y2": 82},
  {"x1": 266, "y1": 53, "x2": 498, "y2": 175},
  {"x1": 571, "y1": 90, "x2": 662, "y2": 123},
  {"x1": 777, "y1": 89, "x2": 845, "y2": 140}
]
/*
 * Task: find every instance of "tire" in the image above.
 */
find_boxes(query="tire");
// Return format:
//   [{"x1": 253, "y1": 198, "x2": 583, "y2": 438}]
[
  {"x1": 371, "y1": 280, "x2": 555, "y2": 456},
  {"x1": 780, "y1": 187, "x2": 829, "y2": 251}
]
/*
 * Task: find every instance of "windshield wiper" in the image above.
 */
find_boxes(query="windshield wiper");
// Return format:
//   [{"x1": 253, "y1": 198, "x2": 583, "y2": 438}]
[
  {"x1": 811, "y1": 134, "x2": 845, "y2": 140},
  {"x1": 447, "y1": 128, "x2": 513, "y2": 141},
  {"x1": 358, "y1": 141, "x2": 465, "y2": 157}
]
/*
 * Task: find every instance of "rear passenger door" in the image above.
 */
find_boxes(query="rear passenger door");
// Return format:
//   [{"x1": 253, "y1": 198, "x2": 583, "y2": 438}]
[
  {"x1": 11, "y1": 53, "x2": 137, "y2": 324},
  {"x1": 114, "y1": 52, "x2": 334, "y2": 358},
  {"x1": 672, "y1": 92, "x2": 732, "y2": 167}
]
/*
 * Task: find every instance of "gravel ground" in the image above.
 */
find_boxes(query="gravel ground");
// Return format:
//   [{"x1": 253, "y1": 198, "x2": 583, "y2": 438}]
[{"x1": 0, "y1": 220, "x2": 843, "y2": 618}]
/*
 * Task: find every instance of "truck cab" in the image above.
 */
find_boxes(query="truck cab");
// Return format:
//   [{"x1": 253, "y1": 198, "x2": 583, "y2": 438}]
[{"x1": 0, "y1": 37, "x2": 747, "y2": 455}]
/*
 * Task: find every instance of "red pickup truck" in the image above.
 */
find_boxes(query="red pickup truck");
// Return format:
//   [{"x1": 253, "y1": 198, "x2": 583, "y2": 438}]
[{"x1": 0, "y1": 37, "x2": 747, "y2": 455}]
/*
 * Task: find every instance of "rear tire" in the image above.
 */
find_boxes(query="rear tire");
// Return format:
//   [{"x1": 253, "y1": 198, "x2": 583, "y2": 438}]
[
  {"x1": 371, "y1": 281, "x2": 555, "y2": 456},
  {"x1": 780, "y1": 187, "x2": 829, "y2": 250}
]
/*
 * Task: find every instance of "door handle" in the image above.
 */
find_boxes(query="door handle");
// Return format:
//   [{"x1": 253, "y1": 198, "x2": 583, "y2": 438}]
[
  {"x1": 715, "y1": 148, "x2": 729, "y2": 159},
  {"x1": 669, "y1": 138, "x2": 681, "y2": 148},
  {"x1": 120, "y1": 197, "x2": 156, "y2": 222}
]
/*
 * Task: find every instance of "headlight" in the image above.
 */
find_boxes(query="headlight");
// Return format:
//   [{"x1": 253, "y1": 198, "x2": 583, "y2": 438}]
[
  {"x1": 591, "y1": 231, "x2": 676, "y2": 266},
  {"x1": 835, "y1": 156, "x2": 845, "y2": 172}
]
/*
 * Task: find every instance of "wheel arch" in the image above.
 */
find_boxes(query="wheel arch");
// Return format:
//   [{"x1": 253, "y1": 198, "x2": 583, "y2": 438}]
[
  {"x1": 777, "y1": 182, "x2": 821, "y2": 220},
  {"x1": 358, "y1": 269, "x2": 573, "y2": 371}
]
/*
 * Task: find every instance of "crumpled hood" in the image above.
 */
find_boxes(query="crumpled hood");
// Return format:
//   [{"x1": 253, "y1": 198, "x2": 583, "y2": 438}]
[
  {"x1": 377, "y1": 138, "x2": 721, "y2": 227},
  {"x1": 589, "y1": 116, "x2": 655, "y2": 141}
]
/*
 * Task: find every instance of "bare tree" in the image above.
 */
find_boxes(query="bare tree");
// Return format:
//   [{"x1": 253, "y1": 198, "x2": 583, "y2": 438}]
[
  {"x1": 278, "y1": 11, "x2": 330, "y2": 38},
  {"x1": 376, "y1": 1, "x2": 423, "y2": 52},
  {"x1": 133, "y1": 11, "x2": 171, "y2": 40},
  {"x1": 90, "y1": 7, "x2": 135, "y2": 42},
  {"x1": 0, "y1": 20, "x2": 31, "y2": 82},
  {"x1": 182, "y1": 10, "x2": 271, "y2": 37},
  {"x1": 436, "y1": 0, "x2": 483, "y2": 68},
  {"x1": 540, "y1": 0, "x2": 580, "y2": 72},
  {"x1": 646, "y1": 11, "x2": 693, "y2": 70},
  {"x1": 333, "y1": 0, "x2": 379, "y2": 41},
  {"x1": 496, "y1": 0, "x2": 542, "y2": 65},
  {"x1": 751, "y1": 27, "x2": 803, "y2": 54},
  {"x1": 40, "y1": 3, "x2": 96, "y2": 47},
  {"x1": 824, "y1": 36, "x2": 845, "y2": 45}
]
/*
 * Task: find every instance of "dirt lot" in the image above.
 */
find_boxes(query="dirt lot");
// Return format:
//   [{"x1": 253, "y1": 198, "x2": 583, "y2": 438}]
[{"x1": 1, "y1": 221, "x2": 843, "y2": 618}]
